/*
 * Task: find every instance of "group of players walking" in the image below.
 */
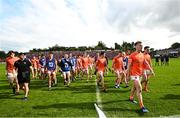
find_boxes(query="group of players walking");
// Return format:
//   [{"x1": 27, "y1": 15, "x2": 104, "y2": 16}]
[{"x1": 5, "y1": 41, "x2": 154, "y2": 113}]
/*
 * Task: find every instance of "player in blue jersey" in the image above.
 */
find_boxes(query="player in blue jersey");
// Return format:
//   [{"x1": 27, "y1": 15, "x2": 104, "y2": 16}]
[
  {"x1": 39, "y1": 54, "x2": 46, "y2": 80},
  {"x1": 69, "y1": 53, "x2": 77, "y2": 81},
  {"x1": 59, "y1": 54, "x2": 72, "y2": 87},
  {"x1": 122, "y1": 52, "x2": 129, "y2": 88},
  {"x1": 46, "y1": 52, "x2": 57, "y2": 90}
]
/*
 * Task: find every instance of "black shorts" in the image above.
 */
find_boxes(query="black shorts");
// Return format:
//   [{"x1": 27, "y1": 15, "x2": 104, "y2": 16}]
[{"x1": 17, "y1": 71, "x2": 30, "y2": 84}]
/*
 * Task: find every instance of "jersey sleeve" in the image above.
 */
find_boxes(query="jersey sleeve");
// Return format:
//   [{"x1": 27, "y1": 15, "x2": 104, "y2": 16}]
[
  {"x1": 14, "y1": 61, "x2": 18, "y2": 68},
  {"x1": 128, "y1": 54, "x2": 133, "y2": 64}
]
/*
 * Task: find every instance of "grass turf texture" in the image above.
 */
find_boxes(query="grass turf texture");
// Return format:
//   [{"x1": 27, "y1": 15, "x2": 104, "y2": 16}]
[{"x1": 0, "y1": 58, "x2": 180, "y2": 117}]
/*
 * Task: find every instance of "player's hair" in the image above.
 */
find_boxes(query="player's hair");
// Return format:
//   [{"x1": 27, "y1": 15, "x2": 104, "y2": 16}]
[
  {"x1": 134, "y1": 41, "x2": 142, "y2": 46},
  {"x1": 119, "y1": 50, "x2": 122, "y2": 53},
  {"x1": 49, "y1": 51, "x2": 53, "y2": 54},
  {"x1": 41, "y1": 54, "x2": 44, "y2": 57},
  {"x1": 19, "y1": 52, "x2": 24, "y2": 56},
  {"x1": 8, "y1": 50, "x2": 14, "y2": 55},
  {"x1": 144, "y1": 46, "x2": 150, "y2": 50},
  {"x1": 100, "y1": 51, "x2": 105, "y2": 56}
]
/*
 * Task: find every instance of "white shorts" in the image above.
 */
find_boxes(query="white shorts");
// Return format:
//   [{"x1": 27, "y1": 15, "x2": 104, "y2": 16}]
[
  {"x1": 47, "y1": 70, "x2": 56, "y2": 75},
  {"x1": 130, "y1": 76, "x2": 142, "y2": 81},
  {"x1": 144, "y1": 69, "x2": 151, "y2": 75},
  {"x1": 62, "y1": 71, "x2": 70, "y2": 75},
  {"x1": 89, "y1": 64, "x2": 93, "y2": 69},
  {"x1": 71, "y1": 66, "x2": 76, "y2": 71},
  {"x1": 7, "y1": 72, "x2": 18, "y2": 83},
  {"x1": 41, "y1": 68, "x2": 45, "y2": 73},
  {"x1": 114, "y1": 69, "x2": 123, "y2": 75},
  {"x1": 82, "y1": 68, "x2": 89, "y2": 73},
  {"x1": 97, "y1": 71, "x2": 104, "y2": 76}
]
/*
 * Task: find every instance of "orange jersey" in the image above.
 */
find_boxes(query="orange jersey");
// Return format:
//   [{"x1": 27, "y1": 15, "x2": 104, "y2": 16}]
[
  {"x1": 31, "y1": 58, "x2": 38, "y2": 69},
  {"x1": 6, "y1": 57, "x2": 19, "y2": 73},
  {"x1": 112, "y1": 56, "x2": 124, "y2": 71},
  {"x1": 37, "y1": 59, "x2": 41, "y2": 69},
  {"x1": 143, "y1": 53, "x2": 151, "y2": 70},
  {"x1": 129, "y1": 52, "x2": 145, "y2": 76},
  {"x1": 77, "y1": 58, "x2": 82, "y2": 68},
  {"x1": 81, "y1": 57, "x2": 89, "y2": 69},
  {"x1": 96, "y1": 58, "x2": 106, "y2": 72},
  {"x1": 88, "y1": 57, "x2": 94, "y2": 65}
]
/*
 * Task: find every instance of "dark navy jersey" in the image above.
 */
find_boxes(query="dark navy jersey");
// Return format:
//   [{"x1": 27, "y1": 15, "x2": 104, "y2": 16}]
[
  {"x1": 123, "y1": 57, "x2": 128, "y2": 70},
  {"x1": 39, "y1": 58, "x2": 46, "y2": 67},
  {"x1": 59, "y1": 58, "x2": 72, "y2": 71},
  {"x1": 46, "y1": 58, "x2": 56, "y2": 71},
  {"x1": 69, "y1": 57, "x2": 76, "y2": 67}
]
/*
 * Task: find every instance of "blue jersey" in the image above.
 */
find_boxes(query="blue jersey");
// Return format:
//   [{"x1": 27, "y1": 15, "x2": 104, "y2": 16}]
[
  {"x1": 59, "y1": 58, "x2": 72, "y2": 72},
  {"x1": 39, "y1": 58, "x2": 46, "y2": 67},
  {"x1": 46, "y1": 58, "x2": 56, "y2": 71},
  {"x1": 123, "y1": 57, "x2": 128, "y2": 70},
  {"x1": 69, "y1": 57, "x2": 76, "y2": 67}
]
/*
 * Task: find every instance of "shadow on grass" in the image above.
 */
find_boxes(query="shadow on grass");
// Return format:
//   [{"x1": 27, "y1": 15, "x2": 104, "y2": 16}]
[
  {"x1": 40, "y1": 84, "x2": 96, "y2": 93},
  {"x1": 171, "y1": 83, "x2": 180, "y2": 86},
  {"x1": 103, "y1": 107, "x2": 145, "y2": 116},
  {"x1": 0, "y1": 85, "x2": 10, "y2": 90},
  {"x1": 0, "y1": 79, "x2": 8, "y2": 83},
  {"x1": 160, "y1": 94, "x2": 180, "y2": 100},
  {"x1": 33, "y1": 102, "x2": 95, "y2": 110},
  {"x1": 102, "y1": 100, "x2": 147, "y2": 116},
  {"x1": 105, "y1": 89, "x2": 131, "y2": 93},
  {"x1": 0, "y1": 92, "x2": 12, "y2": 99},
  {"x1": 0, "y1": 92, "x2": 23, "y2": 100},
  {"x1": 29, "y1": 80, "x2": 51, "y2": 90}
]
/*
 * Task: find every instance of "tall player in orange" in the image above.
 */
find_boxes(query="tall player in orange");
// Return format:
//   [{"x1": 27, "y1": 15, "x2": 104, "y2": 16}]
[
  {"x1": 88, "y1": 55, "x2": 94, "y2": 79},
  {"x1": 76, "y1": 55, "x2": 83, "y2": 79},
  {"x1": 127, "y1": 41, "x2": 154, "y2": 113},
  {"x1": 142, "y1": 46, "x2": 153, "y2": 92},
  {"x1": 81, "y1": 53, "x2": 89, "y2": 81},
  {"x1": 31, "y1": 56, "x2": 38, "y2": 78},
  {"x1": 112, "y1": 51, "x2": 125, "y2": 88},
  {"x1": 95, "y1": 52, "x2": 107, "y2": 92},
  {"x1": 6, "y1": 51, "x2": 20, "y2": 94}
]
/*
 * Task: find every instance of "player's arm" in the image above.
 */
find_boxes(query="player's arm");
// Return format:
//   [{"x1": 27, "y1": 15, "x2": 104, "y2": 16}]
[
  {"x1": 150, "y1": 58, "x2": 153, "y2": 68},
  {"x1": 122, "y1": 60, "x2": 125, "y2": 71},
  {"x1": 55, "y1": 59, "x2": 58, "y2": 73},
  {"x1": 112, "y1": 59, "x2": 115, "y2": 72},
  {"x1": 145, "y1": 59, "x2": 155, "y2": 76},
  {"x1": 14, "y1": 61, "x2": 18, "y2": 73},
  {"x1": 126, "y1": 59, "x2": 132, "y2": 81},
  {"x1": 28, "y1": 61, "x2": 34, "y2": 78}
]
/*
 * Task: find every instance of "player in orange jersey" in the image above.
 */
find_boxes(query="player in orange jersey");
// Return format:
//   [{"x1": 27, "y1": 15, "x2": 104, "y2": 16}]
[
  {"x1": 76, "y1": 55, "x2": 83, "y2": 79},
  {"x1": 88, "y1": 55, "x2": 94, "y2": 79},
  {"x1": 127, "y1": 41, "x2": 154, "y2": 113},
  {"x1": 112, "y1": 51, "x2": 125, "y2": 88},
  {"x1": 95, "y1": 52, "x2": 107, "y2": 92},
  {"x1": 142, "y1": 46, "x2": 153, "y2": 92},
  {"x1": 6, "y1": 51, "x2": 20, "y2": 94},
  {"x1": 81, "y1": 53, "x2": 89, "y2": 81},
  {"x1": 31, "y1": 56, "x2": 38, "y2": 78}
]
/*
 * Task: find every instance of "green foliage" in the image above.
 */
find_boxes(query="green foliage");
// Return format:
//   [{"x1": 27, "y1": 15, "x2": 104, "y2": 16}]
[
  {"x1": 0, "y1": 51, "x2": 6, "y2": 59},
  {"x1": 171, "y1": 42, "x2": 180, "y2": 49}
]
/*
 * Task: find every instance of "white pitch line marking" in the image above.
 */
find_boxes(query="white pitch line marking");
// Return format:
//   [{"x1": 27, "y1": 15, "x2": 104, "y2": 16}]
[{"x1": 94, "y1": 79, "x2": 107, "y2": 118}]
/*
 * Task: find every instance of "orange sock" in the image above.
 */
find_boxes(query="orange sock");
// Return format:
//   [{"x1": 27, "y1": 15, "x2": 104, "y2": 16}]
[
  {"x1": 139, "y1": 102, "x2": 144, "y2": 108},
  {"x1": 130, "y1": 96, "x2": 134, "y2": 100}
]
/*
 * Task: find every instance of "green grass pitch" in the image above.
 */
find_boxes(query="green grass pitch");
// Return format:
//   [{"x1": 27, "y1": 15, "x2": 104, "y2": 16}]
[{"x1": 0, "y1": 59, "x2": 180, "y2": 117}]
